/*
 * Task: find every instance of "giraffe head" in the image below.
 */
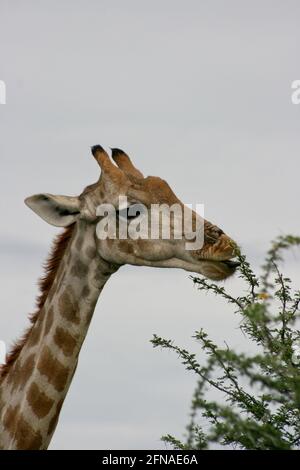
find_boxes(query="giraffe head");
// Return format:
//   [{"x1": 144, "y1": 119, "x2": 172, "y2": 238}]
[{"x1": 25, "y1": 146, "x2": 239, "y2": 280}]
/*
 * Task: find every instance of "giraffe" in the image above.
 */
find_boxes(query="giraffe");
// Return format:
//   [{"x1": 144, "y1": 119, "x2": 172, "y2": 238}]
[{"x1": 0, "y1": 145, "x2": 239, "y2": 449}]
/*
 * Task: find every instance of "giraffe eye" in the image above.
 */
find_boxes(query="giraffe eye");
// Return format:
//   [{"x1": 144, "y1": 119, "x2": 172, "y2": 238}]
[{"x1": 117, "y1": 204, "x2": 143, "y2": 221}]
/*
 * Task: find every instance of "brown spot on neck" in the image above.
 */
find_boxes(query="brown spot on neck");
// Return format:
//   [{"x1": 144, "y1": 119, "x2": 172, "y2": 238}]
[
  {"x1": 3, "y1": 405, "x2": 43, "y2": 449},
  {"x1": 85, "y1": 245, "x2": 96, "y2": 259},
  {"x1": 14, "y1": 353, "x2": 36, "y2": 391},
  {"x1": 37, "y1": 346, "x2": 70, "y2": 392},
  {"x1": 58, "y1": 288, "x2": 80, "y2": 324},
  {"x1": 70, "y1": 259, "x2": 88, "y2": 279},
  {"x1": 15, "y1": 415, "x2": 43, "y2": 449},
  {"x1": 54, "y1": 327, "x2": 77, "y2": 356},
  {"x1": 47, "y1": 399, "x2": 64, "y2": 437},
  {"x1": 3, "y1": 404, "x2": 20, "y2": 435},
  {"x1": 81, "y1": 285, "x2": 90, "y2": 298},
  {"x1": 26, "y1": 382, "x2": 54, "y2": 419}
]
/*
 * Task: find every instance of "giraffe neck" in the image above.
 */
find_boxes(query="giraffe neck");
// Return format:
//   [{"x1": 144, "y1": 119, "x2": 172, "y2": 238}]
[{"x1": 0, "y1": 222, "x2": 118, "y2": 449}]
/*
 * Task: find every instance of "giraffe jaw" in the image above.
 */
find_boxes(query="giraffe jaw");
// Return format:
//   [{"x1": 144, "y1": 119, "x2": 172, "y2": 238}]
[{"x1": 123, "y1": 256, "x2": 239, "y2": 281}]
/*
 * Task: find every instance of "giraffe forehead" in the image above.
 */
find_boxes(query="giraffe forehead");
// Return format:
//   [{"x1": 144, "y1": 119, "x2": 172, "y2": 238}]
[
  {"x1": 130, "y1": 176, "x2": 180, "y2": 205},
  {"x1": 81, "y1": 172, "x2": 179, "y2": 205}
]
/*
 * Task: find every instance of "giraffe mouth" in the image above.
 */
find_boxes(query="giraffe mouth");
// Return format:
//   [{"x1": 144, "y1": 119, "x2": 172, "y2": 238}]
[
  {"x1": 219, "y1": 259, "x2": 240, "y2": 269},
  {"x1": 195, "y1": 258, "x2": 240, "y2": 280}
]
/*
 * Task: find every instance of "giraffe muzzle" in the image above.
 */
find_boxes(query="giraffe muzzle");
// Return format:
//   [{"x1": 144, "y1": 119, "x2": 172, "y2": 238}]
[{"x1": 221, "y1": 259, "x2": 240, "y2": 269}]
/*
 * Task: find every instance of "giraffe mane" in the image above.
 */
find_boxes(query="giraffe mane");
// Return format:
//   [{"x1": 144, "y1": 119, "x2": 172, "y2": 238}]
[{"x1": 0, "y1": 224, "x2": 75, "y2": 379}]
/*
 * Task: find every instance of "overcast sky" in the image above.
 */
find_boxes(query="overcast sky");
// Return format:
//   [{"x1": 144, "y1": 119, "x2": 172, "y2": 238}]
[{"x1": 0, "y1": 0, "x2": 300, "y2": 449}]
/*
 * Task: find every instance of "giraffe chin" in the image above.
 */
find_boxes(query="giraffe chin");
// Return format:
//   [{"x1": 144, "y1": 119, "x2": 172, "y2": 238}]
[
  {"x1": 132, "y1": 256, "x2": 239, "y2": 281},
  {"x1": 196, "y1": 259, "x2": 238, "y2": 281}
]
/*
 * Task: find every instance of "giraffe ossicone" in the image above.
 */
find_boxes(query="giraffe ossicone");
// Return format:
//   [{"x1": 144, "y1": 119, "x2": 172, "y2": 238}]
[{"x1": 0, "y1": 146, "x2": 239, "y2": 449}]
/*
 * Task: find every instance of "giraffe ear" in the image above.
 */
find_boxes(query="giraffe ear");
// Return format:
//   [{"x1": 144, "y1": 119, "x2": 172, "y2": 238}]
[{"x1": 25, "y1": 194, "x2": 81, "y2": 227}]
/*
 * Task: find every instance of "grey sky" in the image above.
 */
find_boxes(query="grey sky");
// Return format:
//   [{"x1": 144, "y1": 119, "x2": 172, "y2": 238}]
[{"x1": 0, "y1": 0, "x2": 299, "y2": 449}]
